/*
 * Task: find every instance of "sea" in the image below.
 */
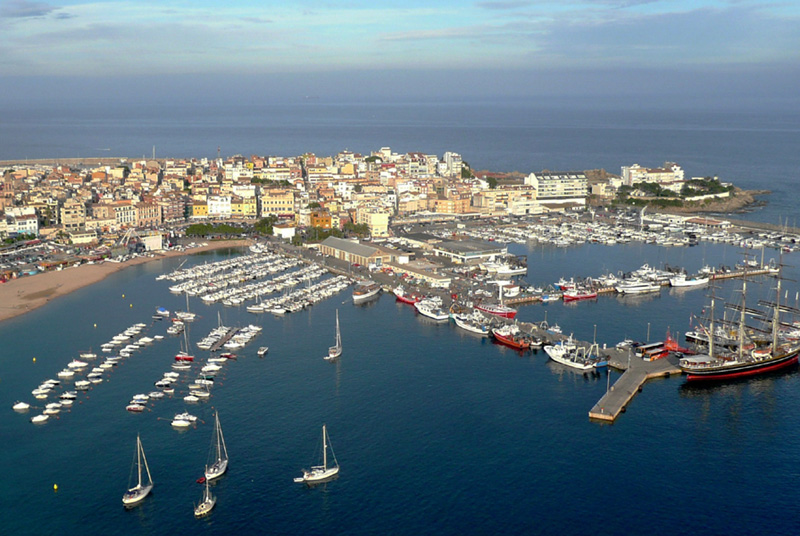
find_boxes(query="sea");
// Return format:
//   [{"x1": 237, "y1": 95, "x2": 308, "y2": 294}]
[{"x1": 2, "y1": 102, "x2": 800, "y2": 535}]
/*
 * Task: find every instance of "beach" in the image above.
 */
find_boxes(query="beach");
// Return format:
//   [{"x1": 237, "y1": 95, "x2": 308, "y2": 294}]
[{"x1": 0, "y1": 240, "x2": 250, "y2": 323}]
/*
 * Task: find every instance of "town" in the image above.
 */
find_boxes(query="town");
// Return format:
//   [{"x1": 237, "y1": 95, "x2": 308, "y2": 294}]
[{"x1": 0, "y1": 148, "x2": 762, "y2": 256}]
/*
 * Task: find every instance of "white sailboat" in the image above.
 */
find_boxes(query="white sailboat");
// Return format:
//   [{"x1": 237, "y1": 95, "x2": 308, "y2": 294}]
[
  {"x1": 194, "y1": 472, "x2": 216, "y2": 518},
  {"x1": 122, "y1": 434, "x2": 154, "y2": 507},
  {"x1": 204, "y1": 411, "x2": 228, "y2": 481},
  {"x1": 294, "y1": 424, "x2": 339, "y2": 484},
  {"x1": 325, "y1": 310, "x2": 342, "y2": 361}
]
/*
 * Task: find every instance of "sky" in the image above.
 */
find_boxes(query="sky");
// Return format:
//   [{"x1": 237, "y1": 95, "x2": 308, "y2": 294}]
[{"x1": 1, "y1": 0, "x2": 799, "y2": 107}]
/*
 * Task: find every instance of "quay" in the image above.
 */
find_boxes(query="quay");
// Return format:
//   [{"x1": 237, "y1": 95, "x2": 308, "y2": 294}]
[{"x1": 588, "y1": 351, "x2": 681, "y2": 422}]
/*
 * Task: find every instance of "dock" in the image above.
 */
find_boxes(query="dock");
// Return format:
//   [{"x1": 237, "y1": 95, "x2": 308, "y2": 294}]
[
  {"x1": 588, "y1": 351, "x2": 682, "y2": 422},
  {"x1": 210, "y1": 328, "x2": 238, "y2": 352}
]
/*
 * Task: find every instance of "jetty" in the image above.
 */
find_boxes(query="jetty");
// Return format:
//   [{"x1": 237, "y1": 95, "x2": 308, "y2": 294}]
[
  {"x1": 210, "y1": 328, "x2": 238, "y2": 352},
  {"x1": 588, "y1": 350, "x2": 681, "y2": 422}
]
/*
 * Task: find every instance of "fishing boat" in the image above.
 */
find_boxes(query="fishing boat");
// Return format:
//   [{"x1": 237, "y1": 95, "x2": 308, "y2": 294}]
[
  {"x1": 393, "y1": 285, "x2": 422, "y2": 304},
  {"x1": 669, "y1": 273, "x2": 710, "y2": 287},
  {"x1": 492, "y1": 324, "x2": 531, "y2": 350},
  {"x1": 562, "y1": 288, "x2": 598, "y2": 302},
  {"x1": 544, "y1": 336, "x2": 600, "y2": 371},
  {"x1": 205, "y1": 411, "x2": 229, "y2": 481},
  {"x1": 193, "y1": 474, "x2": 216, "y2": 518},
  {"x1": 475, "y1": 302, "x2": 517, "y2": 319},
  {"x1": 452, "y1": 311, "x2": 490, "y2": 336},
  {"x1": 679, "y1": 265, "x2": 800, "y2": 381},
  {"x1": 352, "y1": 281, "x2": 381, "y2": 304},
  {"x1": 414, "y1": 297, "x2": 450, "y2": 321},
  {"x1": 122, "y1": 434, "x2": 154, "y2": 508},
  {"x1": 325, "y1": 310, "x2": 342, "y2": 361},
  {"x1": 294, "y1": 424, "x2": 339, "y2": 484}
]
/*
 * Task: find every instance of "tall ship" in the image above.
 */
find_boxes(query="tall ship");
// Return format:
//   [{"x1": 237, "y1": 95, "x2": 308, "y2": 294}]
[
  {"x1": 352, "y1": 281, "x2": 381, "y2": 304},
  {"x1": 679, "y1": 264, "x2": 800, "y2": 381}
]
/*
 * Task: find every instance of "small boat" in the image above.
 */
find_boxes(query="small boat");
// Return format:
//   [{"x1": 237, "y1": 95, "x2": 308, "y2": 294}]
[
  {"x1": 74, "y1": 380, "x2": 91, "y2": 390},
  {"x1": 193, "y1": 474, "x2": 216, "y2": 518},
  {"x1": 12, "y1": 401, "x2": 30, "y2": 411},
  {"x1": 126, "y1": 404, "x2": 146, "y2": 413},
  {"x1": 31, "y1": 414, "x2": 49, "y2": 424},
  {"x1": 294, "y1": 424, "x2": 339, "y2": 484},
  {"x1": 184, "y1": 394, "x2": 200, "y2": 403},
  {"x1": 325, "y1": 310, "x2": 342, "y2": 361},
  {"x1": 257, "y1": 346, "x2": 269, "y2": 357},
  {"x1": 204, "y1": 411, "x2": 229, "y2": 481},
  {"x1": 122, "y1": 434, "x2": 154, "y2": 507}
]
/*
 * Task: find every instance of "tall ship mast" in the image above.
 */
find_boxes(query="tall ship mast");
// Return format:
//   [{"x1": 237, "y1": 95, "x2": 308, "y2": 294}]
[{"x1": 679, "y1": 258, "x2": 800, "y2": 381}]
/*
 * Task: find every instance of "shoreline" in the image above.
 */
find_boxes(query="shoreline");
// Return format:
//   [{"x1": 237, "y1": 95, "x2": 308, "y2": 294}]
[{"x1": 0, "y1": 239, "x2": 251, "y2": 324}]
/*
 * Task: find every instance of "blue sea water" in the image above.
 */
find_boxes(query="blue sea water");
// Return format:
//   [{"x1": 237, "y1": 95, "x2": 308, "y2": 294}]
[
  {"x1": 3, "y1": 103, "x2": 800, "y2": 534},
  {"x1": 2, "y1": 243, "x2": 800, "y2": 535},
  {"x1": 1, "y1": 101, "x2": 799, "y2": 226}
]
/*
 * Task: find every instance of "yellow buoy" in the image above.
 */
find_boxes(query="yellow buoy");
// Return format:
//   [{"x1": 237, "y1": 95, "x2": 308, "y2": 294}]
[
  {"x1": 53, "y1": 484, "x2": 58, "y2": 491},
  {"x1": 93, "y1": 323, "x2": 97, "y2": 328},
  {"x1": 33, "y1": 357, "x2": 36, "y2": 363},
  {"x1": 122, "y1": 294, "x2": 125, "y2": 298},
  {"x1": 130, "y1": 304, "x2": 133, "y2": 308}
]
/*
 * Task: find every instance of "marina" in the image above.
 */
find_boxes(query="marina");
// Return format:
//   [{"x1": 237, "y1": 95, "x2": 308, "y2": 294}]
[{"x1": 4, "y1": 227, "x2": 800, "y2": 534}]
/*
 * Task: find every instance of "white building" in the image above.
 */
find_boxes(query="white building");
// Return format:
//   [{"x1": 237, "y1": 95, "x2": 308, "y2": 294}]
[
  {"x1": 208, "y1": 195, "x2": 232, "y2": 219},
  {"x1": 524, "y1": 171, "x2": 588, "y2": 207},
  {"x1": 621, "y1": 163, "x2": 684, "y2": 186}
]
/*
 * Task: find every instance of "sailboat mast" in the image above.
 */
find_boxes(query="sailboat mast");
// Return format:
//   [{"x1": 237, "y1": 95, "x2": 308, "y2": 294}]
[
  {"x1": 708, "y1": 295, "x2": 715, "y2": 358},
  {"x1": 322, "y1": 425, "x2": 328, "y2": 470},
  {"x1": 216, "y1": 413, "x2": 222, "y2": 461},
  {"x1": 773, "y1": 276, "x2": 782, "y2": 351},
  {"x1": 738, "y1": 269, "x2": 747, "y2": 360},
  {"x1": 136, "y1": 435, "x2": 143, "y2": 487}
]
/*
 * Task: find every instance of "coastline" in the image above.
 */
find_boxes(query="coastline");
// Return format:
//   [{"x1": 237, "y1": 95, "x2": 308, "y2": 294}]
[{"x1": 0, "y1": 239, "x2": 251, "y2": 324}]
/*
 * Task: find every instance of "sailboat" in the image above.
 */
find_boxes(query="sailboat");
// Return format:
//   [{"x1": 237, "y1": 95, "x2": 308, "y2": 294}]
[
  {"x1": 176, "y1": 292, "x2": 196, "y2": 322},
  {"x1": 679, "y1": 261, "x2": 800, "y2": 380},
  {"x1": 204, "y1": 411, "x2": 229, "y2": 481},
  {"x1": 122, "y1": 434, "x2": 154, "y2": 508},
  {"x1": 294, "y1": 424, "x2": 339, "y2": 484},
  {"x1": 193, "y1": 471, "x2": 216, "y2": 518},
  {"x1": 325, "y1": 310, "x2": 342, "y2": 361}
]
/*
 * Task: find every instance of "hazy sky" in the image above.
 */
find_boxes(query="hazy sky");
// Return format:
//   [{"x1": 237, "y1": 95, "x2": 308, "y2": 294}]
[{"x1": 1, "y1": 0, "x2": 799, "y2": 106}]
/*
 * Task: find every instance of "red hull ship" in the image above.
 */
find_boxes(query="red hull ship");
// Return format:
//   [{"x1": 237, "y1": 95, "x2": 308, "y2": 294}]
[
  {"x1": 393, "y1": 286, "x2": 423, "y2": 305},
  {"x1": 562, "y1": 289, "x2": 598, "y2": 302},
  {"x1": 492, "y1": 328, "x2": 530, "y2": 350},
  {"x1": 476, "y1": 303, "x2": 517, "y2": 319}
]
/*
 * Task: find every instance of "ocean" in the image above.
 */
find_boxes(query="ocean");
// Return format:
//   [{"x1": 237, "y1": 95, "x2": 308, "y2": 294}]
[
  {"x1": 2, "y1": 242, "x2": 800, "y2": 535},
  {"x1": 1, "y1": 101, "x2": 799, "y2": 226},
  {"x1": 3, "y1": 103, "x2": 800, "y2": 535}
]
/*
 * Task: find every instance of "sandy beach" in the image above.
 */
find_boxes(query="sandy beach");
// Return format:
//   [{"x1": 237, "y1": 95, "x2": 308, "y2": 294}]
[{"x1": 0, "y1": 240, "x2": 251, "y2": 323}]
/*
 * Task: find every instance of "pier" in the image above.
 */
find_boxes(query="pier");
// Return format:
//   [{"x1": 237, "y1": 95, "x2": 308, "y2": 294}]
[
  {"x1": 588, "y1": 351, "x2": 682, "y2": 422},
  {"x1": 210, "y1": 328, "x2": 238, "y2": 352}
]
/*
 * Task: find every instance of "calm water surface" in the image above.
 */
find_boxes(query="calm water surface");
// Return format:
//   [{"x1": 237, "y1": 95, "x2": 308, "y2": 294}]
[{"x1": 3, "y1": 244, "x2": 800, "y2": 535}]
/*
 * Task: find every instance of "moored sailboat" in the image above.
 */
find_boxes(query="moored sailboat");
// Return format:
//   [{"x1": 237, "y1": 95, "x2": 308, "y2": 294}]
[
  {"x1": 193, "y1": 474, "x2": 216, "y2": 518},
  {"x1": 205, "y1": 411, "x2": 229, "y2": 481},
  {"x1": 325, "y1": 310, "x2": 343, "y2": 361},
  {"x1": 294, "y1": 424, "x2": 339, "y2": 484},
  {"x1": 122, "y1": 434, "x2": 154, "y2": 508}
]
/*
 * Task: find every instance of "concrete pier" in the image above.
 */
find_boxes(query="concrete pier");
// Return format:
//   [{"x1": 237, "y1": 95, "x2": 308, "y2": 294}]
[{"x1": 588, "y1": 352, "x2": 682, "y2": 422}]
